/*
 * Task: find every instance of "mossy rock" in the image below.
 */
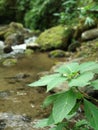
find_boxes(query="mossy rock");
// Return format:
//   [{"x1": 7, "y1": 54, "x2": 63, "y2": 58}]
[
  {"x1": 4, "y1": 28, "x2": 16, "y2": 39},
  {"x1": 2, "y1": 58, "x2": 17, "y2": 67},
  {"x1": 9, "y1": 22, "x2": 24, "y2": 31},
  {"x1": 0, "y1": 25, "x2": 9, "y2": 39},
  {"x1": 4, "y1": 22, "x2": 24, "y2": 39},
  {"x1": 24, "y1": 49, "x2": 34, "y2": 56},
  {"x1": 36, "y1": 25, "x2": 73, "y2": 51},
  {"x1": 48, "y1": 49, "x2": 65, "y2": 58}
]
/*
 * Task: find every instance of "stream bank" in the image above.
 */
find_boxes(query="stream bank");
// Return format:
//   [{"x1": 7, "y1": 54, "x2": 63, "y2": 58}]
[{"x1": 0, "y1": 52, "x2": 66, "y2": 130}]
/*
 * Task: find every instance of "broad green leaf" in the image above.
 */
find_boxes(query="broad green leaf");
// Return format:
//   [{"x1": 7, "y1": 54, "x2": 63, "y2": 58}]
[
  {"x1": 68, "y1": 101, "x2": 81, "y2": 117},
  {"x1": 53, "y1": 89, "x2": 76, "y2": 123},
  {"x1": 43, "y1": 92, "x2": 64, "y2": 108},
  {"x1": 34, "y1": 118, "x2": 48, "y2": 128},
  {"x1": 55, "y1": 62, "x2": 79, "y2": 75},
  {"x1": 79, "y1": 61, "x2": 98, "y2": 73},
  {"x1": 28, "y1": 73, "x2": 61, "y2": 87},
  {"x1": 47, "y1": 76, "x2": 67, "y2": 92},
  {"x1": 91, "y1": 80, "x2": 98, "y2": 90},
  {"x1": 84, "y1": 99, "x2": 98, "y2": 130},
  {"x1": 47, "y1": 113, "x2": 55, "y2": 126},
  {"x1": 35, "y1": 114, "x2": 55, "y2": 128},
  {"x1": 69, "y1": 72, "x2": 94, "y2": 87}
]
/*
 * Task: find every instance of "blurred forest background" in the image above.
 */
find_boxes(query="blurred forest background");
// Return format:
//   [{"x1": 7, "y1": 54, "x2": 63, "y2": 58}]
[{"x1": 0, "y1": 0, "x2": 98, "y2": 30}]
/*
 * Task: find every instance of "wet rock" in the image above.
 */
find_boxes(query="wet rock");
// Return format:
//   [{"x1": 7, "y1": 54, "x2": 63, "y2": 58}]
[
  {"x1": 0, "y1": 119, "x2": 6, "y2": 130},
  {"x1": 81, "y1": 28, "x2": 98, "y2": 41},
  {"x1": 6, "y1": 73, "x2": 30, "y2": 81},
  {"x1": 36, "y1": 25, "x2": 74, "y2": 51},
  {"x1": 0, "y1": 113, "x2": 33, "y2": 130},
  {"x1": 3, "y1": 45, "x2": 13, "y2": 53},
  {"x1": 5, "y1": 33, "x2": 24, "y2": 46},
  {"x1": 0, "y1": 22, "x2": 37, "y2": 53},
  {"x1": 48, "y1": 49, "x2": 65, "y2": 58},
  {"x1": 68, "y1": 41, "x2": 80, "y2": 52},
  {"x1": 26, "y1": 43, "x2": 40, "y2": 50},
  {"x1": 25, "y1": 36, "x2": 40, "y2": 50},
  {"x1": 21, "y1": 115, "x2": 32, "y2": 122},
  {"x1": 14, "y1": 73, "x2": 30, "y2": 79},
  {"x1": 0, "y1": 91, "x2": 10, "y2": 99}
]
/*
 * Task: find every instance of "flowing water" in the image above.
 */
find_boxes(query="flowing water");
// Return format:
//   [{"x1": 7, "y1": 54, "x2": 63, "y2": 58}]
[{"x1": 0, "y1": 52, "x2": 64, "y2": 130}]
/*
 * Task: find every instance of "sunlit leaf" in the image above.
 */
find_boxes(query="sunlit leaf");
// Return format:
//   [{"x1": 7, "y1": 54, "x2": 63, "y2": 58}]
[
  {"x1": 55, "y1": 62, "x2": 79, "y2": 75},
  {"x1": 28, "y1": 73, "x2": 61, "y2": 87},
  {"x1": 47, "y1": 76, "x2": 67, "y2": 92},
  {"x1": 34, "y1": 118, "x2": 48, "y2": 128},
  {"x1": 79, "y1": 61, "x2": 98, "y2": 73},
  {"x1": 43, "y1": 92, "x2": 64, "y2": 108},
  {"x1": 84, "y1": 99, "x2": 98, "y2": 130},
  {"x1": 47, "y1": 113, "x2": 55, "y2": 126},
  {"x1": 91, "y1": 80, "x2": 98, "y2": 90},
  {"x1": 69, "y1": 72, "x2": 94, "y2": 87},
  {"x1": 53, "y1": 89, "x2": 76, "y2": 123},
  {"x1": 34, "y1": 114, "x2": 55, "y2": 128}
]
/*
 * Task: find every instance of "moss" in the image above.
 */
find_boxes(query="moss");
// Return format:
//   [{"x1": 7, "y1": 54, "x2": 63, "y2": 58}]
[
  {"x1": 4, "y1": 28, "x2": 16, "y2": 38},
  {"x1": 3, "y1": 22, "x2": 24, "y2": 39},
  {"x1": 48, "y1": 50, "x2": 65, "y2": 58},
  {"x1": 24, "y1": 49, "x2": 34, "y2": 56},
  {"x1": 36, "y1": 25, "x2": 73, "y2": 51},
  {"x1": 95, "y1": 42, "x2": 98, "y2": 47},
  {"x1": 2, "y1": 58, "x2": 17, "y2": 67},
  {"x1": 9, "y1": 22, "x2": 24, "y2": 30}
]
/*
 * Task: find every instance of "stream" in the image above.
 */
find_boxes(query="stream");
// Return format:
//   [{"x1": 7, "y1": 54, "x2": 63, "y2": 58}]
[{"x1": 0, "y1": 51, "x2": 65, "y2": 130}]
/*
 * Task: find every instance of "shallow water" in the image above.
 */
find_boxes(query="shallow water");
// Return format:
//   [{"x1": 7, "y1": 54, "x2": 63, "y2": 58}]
[{"x1": 0, "y1": 52, "x2": 64, "y2": 130}]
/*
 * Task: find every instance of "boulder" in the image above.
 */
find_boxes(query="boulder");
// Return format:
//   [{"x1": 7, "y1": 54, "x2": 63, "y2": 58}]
[
  {"x1": 5, "y1": 33, "x2": 24, "y2": 46},
  {"x1": 35, "y1": 25, "x2": 73, "y2": 51},
  {"x1": 26, "y1": 37, "x2": 40, "y2": 50},
  {"x1": 0, "y1": 25, "x2": 9, "y2": 39},
  {"x1": 26, "y1": 42, "x2": 40, "y2": 50},
  {"x1": 3, "y1": 45, "x2": 13, "y2": 53},
  {"x1": 48, "y1": 49, "x2": 65, "y2": 58},
  {"x1": 81, "y1": 28, "x2": 98, "y2": 41}
]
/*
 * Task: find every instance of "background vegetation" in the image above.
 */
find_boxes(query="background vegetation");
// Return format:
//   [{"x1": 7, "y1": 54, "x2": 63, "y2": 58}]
[{"x1": 0, "y1": 0, "x2": 98, "y2": 30}]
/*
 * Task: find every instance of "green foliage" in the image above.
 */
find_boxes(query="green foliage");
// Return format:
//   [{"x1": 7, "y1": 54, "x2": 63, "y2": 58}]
[
  {"x1": 24, "y1": 0, "x2": 62, "y2": 30},
  {"x1": 54, "y1": 0, "x2": 78, "y2": 25},
  {"x1": 54, "y1": 0, "x2": 98, "y2": 26},
  {"x1": 84, "y1": 99, "x2": 98, "y2": 130},
  {"x1": 0, "y1": 0, "x2": 16, "y2": 23},
  {"x1": 0, "y1": 0, "x2": 98, "y2": 29},
  {"x1": 29, "y1": 61, "x2": 98, "y2": 130},
  {"x1": 0, "y1": 0, "x2": 5, "y2": 14}
]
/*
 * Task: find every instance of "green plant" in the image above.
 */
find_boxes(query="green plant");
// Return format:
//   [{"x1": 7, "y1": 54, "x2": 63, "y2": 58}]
[
  {"x1": 29, "y1": 61, "x2": 98, "y2": 130},
  {"x1": 54, "y1": 0, "x2": 78, "y2": 25},
  {"x1": 24, "y1": 0, "x2": 62, "y2": 30}
]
